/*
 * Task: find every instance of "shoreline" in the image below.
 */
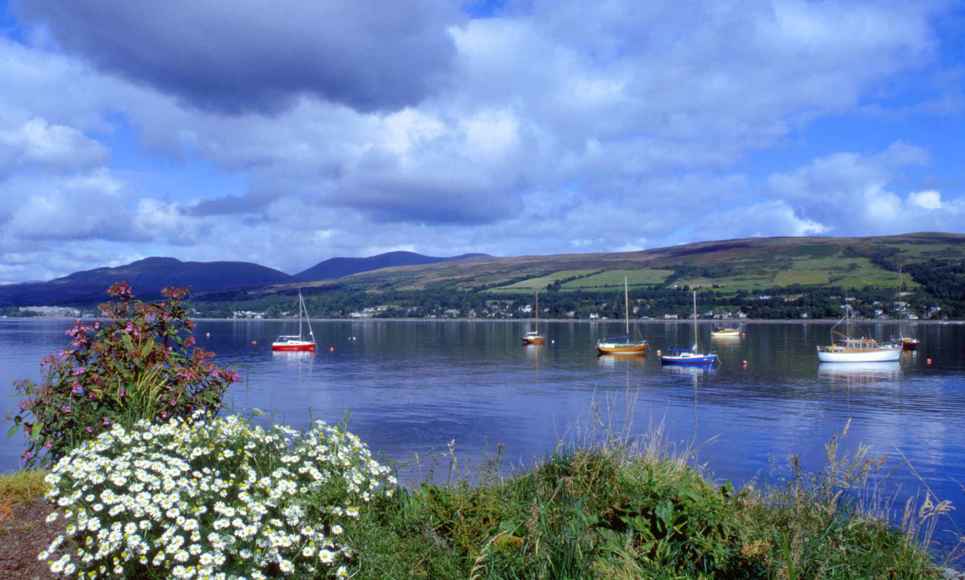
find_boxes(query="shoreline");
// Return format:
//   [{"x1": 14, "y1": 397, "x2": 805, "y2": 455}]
[{"x1": 5, "y1": 317, "x2": 961, "y2": 324}]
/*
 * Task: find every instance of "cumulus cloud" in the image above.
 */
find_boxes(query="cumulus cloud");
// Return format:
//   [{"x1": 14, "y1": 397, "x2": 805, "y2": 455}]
[
  {"x1": 0, "y1": 117, "x2": 107, "y2": 175},
  {"x1": 0, "y1": 1, "x2": 961, "y2": 282},
  {"x1": 766, "y1": 143, "x2": 962, "y2": 234},
  {"x1": 908, "y1": 190, "x2": 942, "y2": 210},
  {"x1": 14, "y1": 0, "x2": 461, "y2": 114}
]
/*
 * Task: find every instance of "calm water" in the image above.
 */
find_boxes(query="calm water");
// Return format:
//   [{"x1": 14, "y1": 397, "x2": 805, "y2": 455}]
[{"x1": 2, "y1": 319, "x2": 964, "y2": 551}]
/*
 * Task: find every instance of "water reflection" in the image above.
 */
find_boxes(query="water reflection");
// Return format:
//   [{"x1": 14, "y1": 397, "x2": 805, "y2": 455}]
[
  {"x1": 596, "y1": 354, "x2": 647, "y2": 368},
  {"x1": 818, "y1": 361, "x2": 902, "y2": 385}
]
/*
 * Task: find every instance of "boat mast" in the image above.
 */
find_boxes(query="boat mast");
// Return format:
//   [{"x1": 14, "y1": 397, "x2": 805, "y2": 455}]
[
  {"x1": 299, "y1": 290, "x2": 316, "y2": 343},
  {"x1": 624, "y1": 276, "x2": 630, "y2": 336},
  {"x1": 692, "y1": 290, "x2": 698, "y2": 351},
  {"x1": 298, "y1": 290, "x2": 303, "y2": 339}
]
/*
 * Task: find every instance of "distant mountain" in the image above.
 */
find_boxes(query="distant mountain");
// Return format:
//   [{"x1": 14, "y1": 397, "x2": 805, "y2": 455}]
[
  {"x1": 0, "y1": 257, "x2": 293, "y2": 306},
  {"x1": 294, "y1": 251, "x2": 490, "y2": 282}
]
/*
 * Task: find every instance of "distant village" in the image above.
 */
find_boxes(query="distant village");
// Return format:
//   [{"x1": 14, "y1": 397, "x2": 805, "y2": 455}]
[{"x1": 2, "y1": 289, "x2": 948, "y2": 322}]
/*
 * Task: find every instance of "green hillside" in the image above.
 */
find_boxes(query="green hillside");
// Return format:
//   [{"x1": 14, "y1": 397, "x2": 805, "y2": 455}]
[{"x1": 326, "y1": 232, "x2": 963, "y2": 294}]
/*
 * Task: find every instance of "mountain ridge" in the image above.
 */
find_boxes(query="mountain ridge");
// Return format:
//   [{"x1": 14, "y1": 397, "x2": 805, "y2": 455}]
[
  {"x1": 293, "y1": 251, "x2": 491, "y2": 282},
  {"x1": 1, "y1": 234, "x2": 963, "y2": 307}
]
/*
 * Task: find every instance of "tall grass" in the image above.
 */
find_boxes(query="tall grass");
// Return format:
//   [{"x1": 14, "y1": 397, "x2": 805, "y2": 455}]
[{"x1": 342, "y1": 412, "x2": 956, "y2": 579}]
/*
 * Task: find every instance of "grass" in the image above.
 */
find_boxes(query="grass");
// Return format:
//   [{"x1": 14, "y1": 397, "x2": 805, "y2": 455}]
[
  {"x1": 0, "y1": 470, "x2": 47, "y2": 505},
  {"x1": 343, "y1": 424, "x2": 952, "y2": 579},
  {"x1": 561, "y1": 269, "x2": 674, "y2": 290},
  {"x1": 0, "y1": 470, "x2": 47, "y2": 524},
  {"x1": 490, "y1": 270, "x2": 600, "y2": 293},
  {"x1": 0, "y1": 425, "x2": 957, "y2": 578}
]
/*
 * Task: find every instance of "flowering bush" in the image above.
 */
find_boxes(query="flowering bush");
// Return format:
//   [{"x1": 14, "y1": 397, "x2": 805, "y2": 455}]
[
  {"x1": 11, "y1": 282, "x2": 237, "y2": 466},
  {"x1": 40, "y1": 413, "x2": 395, "y2": 578}
]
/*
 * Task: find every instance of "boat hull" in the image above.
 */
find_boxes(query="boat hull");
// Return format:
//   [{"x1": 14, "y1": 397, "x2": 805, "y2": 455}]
[
  {"x1": 816, "y1": 348, "x2": 900, "y2": 363},
  {"x1": 522, "y1": 336, "x2": 546, "y2": 345},
  {"x1": 596, "y1": 343, "x2": 648, "y2": 355},
  {"x1": 661, "y1": 354, "x2": 718, "y2": 366},
  {"x1": 271, "y1": 342, "x2": 316, "y2": 352},
  {"x1": 710, "y1": 331, "x2": 741, "y2": 339},
  {"x1": 901, "y1": 339, "x2": 919, "y2": 351}
]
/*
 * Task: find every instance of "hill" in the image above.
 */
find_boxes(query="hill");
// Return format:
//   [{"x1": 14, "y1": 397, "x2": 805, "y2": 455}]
[
  {"x1": 0, "y1": 257, "x2": 292, "y2": 306},
  {"x1": 316, "y1": 232, "x2": 965, "y2": 295},
  {"x1": 294, "y1": 251, "x2": 490, "y2": 282}
]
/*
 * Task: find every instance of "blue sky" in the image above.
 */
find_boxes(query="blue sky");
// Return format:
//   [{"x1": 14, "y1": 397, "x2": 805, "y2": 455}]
[{"x1": 0, "y1": 0, "x2": 963, "y2": 283}]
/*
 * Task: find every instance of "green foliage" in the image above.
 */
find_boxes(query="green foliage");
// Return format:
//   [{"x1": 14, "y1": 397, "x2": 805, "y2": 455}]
[
  {"x1": 342, "y1": 444, "x2": 942, "y2": 579},
  {"x1": 10, "y1": 282, "x2": 237, "y2": 466}
]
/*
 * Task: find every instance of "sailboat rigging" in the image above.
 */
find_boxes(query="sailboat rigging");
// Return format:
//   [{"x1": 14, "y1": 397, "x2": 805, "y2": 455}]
[
  {"x1": 596, "y1": 276, "x2": 648, "y2": 355},
  {"x1": 271, "y1": 290, "x2": 317, "y2": 352},
  {"x1": 522, "y1": 291, "x2": 546, "y2": 345},
  {"x1": 893, "y1": 263, "x2": 918, "y2": 351},
  {"x1": 660, "y1": 290, "x2": 718, "y2": 366},
  {"x1": 816, "y1": 297, "x2": 899, "y2": 363}
]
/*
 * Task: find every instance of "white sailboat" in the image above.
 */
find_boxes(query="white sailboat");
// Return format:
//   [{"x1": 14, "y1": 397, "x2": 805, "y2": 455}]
[
  {"x1": 817, "y1": 299, "x2": 899, "y2": 363},
  {"x1": 272, "y1": 290, "x2": 316, "y2": 352}
]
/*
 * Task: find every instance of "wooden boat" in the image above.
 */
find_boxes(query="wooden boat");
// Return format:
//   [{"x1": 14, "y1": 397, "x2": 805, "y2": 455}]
[
  {"x1": 816, "y1": 300, "x2": 899, "y2": 363},
  {"x1": 521, "y1": 291, "x2": 545, "y2": 345},
  {"x1": 596, "y1": 277, "x2": 648, "y2": 355},
  {"x1": 272, "y1": 290, "x2": 316, "y2": 352},
  {"x1": 661, "y1": 290, "x2": 718, "y2": 366}
]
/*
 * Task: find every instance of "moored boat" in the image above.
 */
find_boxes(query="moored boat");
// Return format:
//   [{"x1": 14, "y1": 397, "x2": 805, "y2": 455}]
[
  {"x1": 816, "y1": 300, "x2": 899, "y2": 363},
  {"x1": 272, "y1": 290, "x2": 316, "y2": 352},
  {"x1": 892, "y1": 264, "x2": 918, "y2": 352},
  {"x1": 661, "y1": 290, "x2": 718, "y2": 366},
  {"x1": 522, "y1": 291, "x2": 546, "y2": 345},
  {"x1": 900, "y1": 337, "x2": 919, "y2": 351},
  {"x1": 816, "y1": 339, "x2": 901, "y2": 363},
  {"x1": 596, "y1": 277, "x2": 648, "y2": 355},
  {"x1": 710, "y1": 326, "x2": 742, "y2": 339}
]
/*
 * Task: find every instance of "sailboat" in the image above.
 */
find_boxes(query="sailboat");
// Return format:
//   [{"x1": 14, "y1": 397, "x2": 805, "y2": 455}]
[
  {"x1": 816, "y1": 299, "x2": 899, "y2": 363},
  {"x1": 661, "y1": 290, "x2": 718, "y2": 366},
  {"x1": 271, "y1": 290, "x2": 316, "y2": 352},
  {"x1": 893, "y1": 264, "x2": 918, "y2": 351},
  {"x1": 596, "y1": 277, "x2": 648, "y2": 355},
  {"x1": 710, "y1": 325, "x2": 742, "y2": 339},
  {"x1": 522, "y1": 291, "x2": 546, "y2": 345}
]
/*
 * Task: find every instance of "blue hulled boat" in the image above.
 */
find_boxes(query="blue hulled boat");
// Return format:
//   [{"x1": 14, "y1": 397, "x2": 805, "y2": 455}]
[
  {"x1": 660, "y1": 290, "x2": 719, "y2": 367},
  {"x1": 660, "y1": 348, "x2": 718, "y2": 366}
]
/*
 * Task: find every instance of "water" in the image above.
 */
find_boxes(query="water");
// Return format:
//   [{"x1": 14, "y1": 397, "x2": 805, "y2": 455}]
[{"x1": 2, "y1": 318, "x2": 964, "y2": 552}]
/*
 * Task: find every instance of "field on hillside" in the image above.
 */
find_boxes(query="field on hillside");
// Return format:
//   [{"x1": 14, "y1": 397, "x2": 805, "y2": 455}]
[{"x1": 282, "y1": 233, "x2": 965, "y2": 299}]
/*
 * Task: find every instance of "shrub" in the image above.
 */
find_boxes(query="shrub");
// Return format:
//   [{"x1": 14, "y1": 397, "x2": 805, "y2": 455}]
[
  {"x1": 39, "y1": 413, "x2": 395, "y2": 578},
  {"x1": 11, "y1": 282, "x2": 237, "y2": 466}
]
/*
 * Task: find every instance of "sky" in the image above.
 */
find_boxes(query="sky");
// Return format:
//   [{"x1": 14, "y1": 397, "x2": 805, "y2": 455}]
[{"x1": 0, "y1": 0, "x2": 963, "y2": 283}]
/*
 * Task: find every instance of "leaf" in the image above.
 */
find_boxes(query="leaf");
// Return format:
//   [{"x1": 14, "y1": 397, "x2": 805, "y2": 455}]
[
  {"x1": 31, "y1": 421, "x2": 43, "y2": 440},
  {"x1": 6, "y1": 423, "x2": 19, "y2": 438},
  {"x1": 655, "y1": 500, "x2": 674, "y2": 533},
  {"x1": 141, "y1": 338, "x2": 155, "y2": 358}
]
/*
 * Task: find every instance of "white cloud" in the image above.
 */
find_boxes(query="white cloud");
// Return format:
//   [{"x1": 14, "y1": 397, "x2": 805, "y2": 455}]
[
  {"x1": 908, "y1": 190, "x2": 942, "y2": 210},
  {"x1": 0, "y1": 1, "x2": 960, "y2": 283}
]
